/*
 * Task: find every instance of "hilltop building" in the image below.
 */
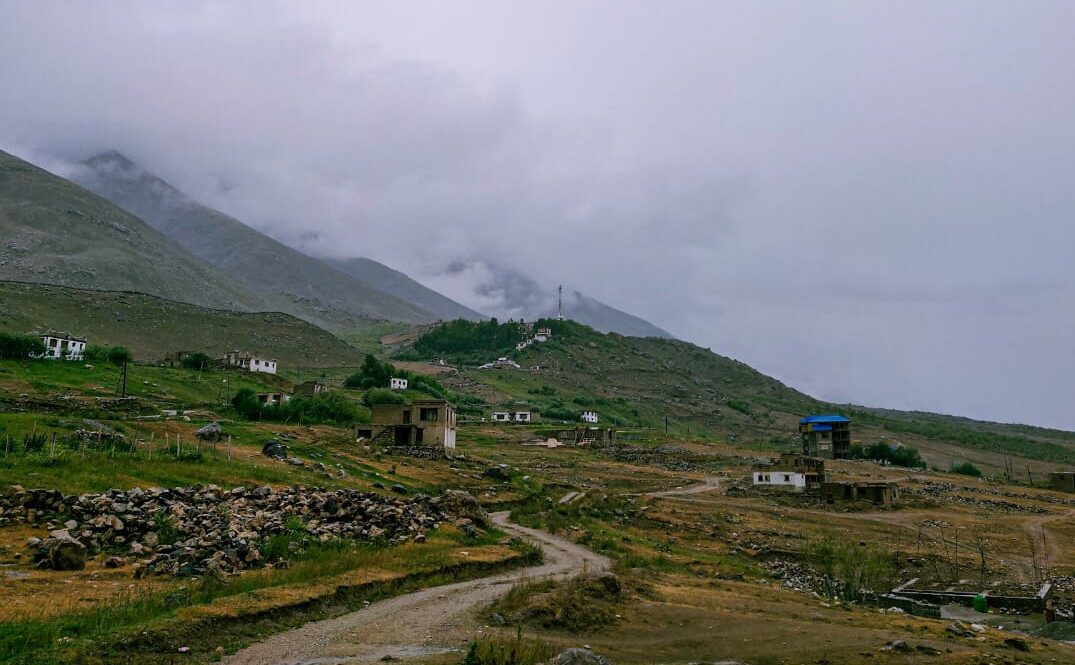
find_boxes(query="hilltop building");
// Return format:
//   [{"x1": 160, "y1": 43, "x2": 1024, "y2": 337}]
[
  {"x1": 293, "y1": 380, "x2": 326, "y2": 398},
  {"x1": 221, "y1": 351, "x2": 277, "y2": 375},
  {"x1": 534, "y1": 327, "x2": 552, "y2": 342},
  {"x1": 354, "y1": 399, "x2": 456, "y2": 456},
  {"x1": 390, "y1": 377, "x2": 408, "y2": 390},
  {"x1": 36, "y1": 333, "x2": 87, "y2": 361},
  {"x1": 752, "y1": 453, "x2": 825, "y2": 492},
  {"x1": 800, "y1": 414, "x2": 851, "y2": 459},
  {"x1": 1049, "y1": 471, "x2": 1075, "y2": 493},
  {"x1": 580, "y1": 410, "x2": 599, "y2": 424}
]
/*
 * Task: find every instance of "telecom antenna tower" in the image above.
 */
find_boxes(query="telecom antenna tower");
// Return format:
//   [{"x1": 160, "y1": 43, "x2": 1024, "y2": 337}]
[{"x1": 557, "y1": 284, "x2": 564, "y2": 320}]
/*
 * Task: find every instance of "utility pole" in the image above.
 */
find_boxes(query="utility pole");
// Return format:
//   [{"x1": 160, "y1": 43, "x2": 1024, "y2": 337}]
[
  {"x1": 120, "y1": 359, "x2": 128, "y2": 397},
  {"x1": 664, "y1": 416, "x2": 669, "y2": 435},
  {"x1": 558, "y1": 284, "x2": 563, "y2": 321}
]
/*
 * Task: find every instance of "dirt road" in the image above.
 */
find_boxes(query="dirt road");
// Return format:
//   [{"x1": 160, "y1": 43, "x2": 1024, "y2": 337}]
[{"x1": 223, "y1": 512, "x2": 610, "y2": 665}]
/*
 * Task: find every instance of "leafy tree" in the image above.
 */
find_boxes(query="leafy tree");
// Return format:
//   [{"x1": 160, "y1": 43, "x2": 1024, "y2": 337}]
[
  {"x1": 0, "y1": 332, "x2": 45, "y2": 359},
  {"x1": 850, "y1": 441, "x2": 924, "y2": 468},
  {"x1": 344, "y1": 354, "x2": 446, "y2": 397},
  {"x1": 180, "y1": 352, "x2": 213, "y2": 370}
]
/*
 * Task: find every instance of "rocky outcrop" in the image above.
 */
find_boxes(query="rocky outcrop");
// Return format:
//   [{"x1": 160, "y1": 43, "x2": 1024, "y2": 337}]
[{"x1": 3, "y1": 484, "x2": 485, "y2": 577}]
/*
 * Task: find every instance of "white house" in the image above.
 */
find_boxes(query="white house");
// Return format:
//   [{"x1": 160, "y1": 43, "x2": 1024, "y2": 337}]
[
  {"x1": 580, "y1": 410, "x2": 599, "y2": 423},
  {"x1": 221, "y1": 351, "x2": 277, "y2": 375},
  {"x1": 491, "y1": 411, "x2": 512, "y2": 422},
  {"x1": 492, "y1": 410, "x2": 534, "y2": 423},
  {"x1": 534, "y1": 327, "x2": 552, "y2": 342},
  {"x1": 390, "y1": 377, "x2": 408, "y2": 390},
  {"x1": 37, "y1": 333, "x2": 87, "y2": 361},
  {"x1": 513, "y1": 411, "x2": 532, "y2": 422},
  {"x1": 751, "y1": 454, "x2": 825, "y2": 493}
]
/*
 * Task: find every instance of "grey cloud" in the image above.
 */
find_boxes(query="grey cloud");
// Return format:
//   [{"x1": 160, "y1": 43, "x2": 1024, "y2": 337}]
[{"x1": 1, "y1": 1, "x2": 1072, "y2": 428}]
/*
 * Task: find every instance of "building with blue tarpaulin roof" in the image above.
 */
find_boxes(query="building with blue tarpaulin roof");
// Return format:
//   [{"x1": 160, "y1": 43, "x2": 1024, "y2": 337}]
[{"x1": 800, "y1": 414, "x2": 851, "y2": 459}]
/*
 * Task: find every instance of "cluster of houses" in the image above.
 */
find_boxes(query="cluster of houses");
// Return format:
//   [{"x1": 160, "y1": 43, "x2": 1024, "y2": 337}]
[
  {"x1": 750, "y1": 414, "x2": 900, "y2": 508},
  {"x1": 515, "y1": 326, "x2": 552, "y2": 351}
]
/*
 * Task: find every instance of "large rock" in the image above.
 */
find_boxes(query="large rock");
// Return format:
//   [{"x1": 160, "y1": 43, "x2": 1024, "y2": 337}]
[
  {"x1": 549, "y1": 649, "x2": 614, "y2": 665},
  {"x1": 261, "y1": 439, "x2": 288, "y2": 459},
  {"x1": 35, "y1": 532, "x2": 86, "y2": 570},
  {"x1": 432, "y1": 490, "x2": 490, "y2": 528},
  {"x1": 195, "y1": 422, "x2": 223, "y2": 441}
]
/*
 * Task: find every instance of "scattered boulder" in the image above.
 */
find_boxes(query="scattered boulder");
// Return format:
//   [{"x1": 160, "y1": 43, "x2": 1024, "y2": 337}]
[
  {"x1": 261, "y1": 440, "x2": 288, "y2": 460},
  {"x1": 549, "y1": 649, "x2": 614, "y2": 665},
  {"x1": 35, "y1": 533, "x2": 86, "y2": 570},
  {"x1": 433, "y1": 489, "x2": 490, "y2": 528},
  {"x1": 195, "y1": 422, "x2": 223, "y2": 442}
]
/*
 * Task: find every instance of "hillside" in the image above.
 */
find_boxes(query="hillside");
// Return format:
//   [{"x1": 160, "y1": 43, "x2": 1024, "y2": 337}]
[
  {"x1": 324, "y1": 257, "x2": 484, "y2": 322},
  {"x1": 0, "y1": 280, "x2": 363, "y2": 367},
  {"x1": 0, "y1": 150, "x2": 268, "y2": 311},
  {"x1": 73, "y1": 152, "x2": 438, "y2": 329},
  {"x1": 400, "y1": 318, "x2": 1075, "y2": 473}
]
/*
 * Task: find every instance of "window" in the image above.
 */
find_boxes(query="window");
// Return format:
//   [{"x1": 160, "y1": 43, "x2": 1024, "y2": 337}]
[
  {"x1": 420, "y1": 408, "x2": 438, "y2": 422},
  {"x1": 415, "y1": 428, "x2": 424, "y2": 443},
  {"x1": 784, "y1": 475, "x2": 791, "y2": 482},
  {"x1": 402, "y1": 410, "x2": 412, "y2": 424}
]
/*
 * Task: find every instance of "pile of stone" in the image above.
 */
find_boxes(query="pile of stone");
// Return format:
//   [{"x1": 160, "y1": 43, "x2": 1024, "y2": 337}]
[{"x1": 2, "y1": 484, "x2": 486, "y2": 577}]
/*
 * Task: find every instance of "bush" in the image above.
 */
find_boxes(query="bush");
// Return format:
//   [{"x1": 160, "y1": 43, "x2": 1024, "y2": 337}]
[
  {"x1": 231, "y1": 388, "x2": 368, "y2": 426},
  {"x1": 345, "y1": 355, "x2": 446, "y2": 397},
  {"x1": 850, "y1": 441, "x2": 924, "y2": 468},
  {"x1": 180, "y1": 352, "x2": 213, "y2": 370},
  {"x1": 950, "y1": 461, "x2": 983, "y2": 477},
  {"x1": 106, "y1": 346, "x2": 132, "y2": 366},
  {"x1": 803, "y1": 535, "x2": 895, "y2": 602},
  {"x1": 0, "y1": 332, "x2": 45, "y2": 359},
  {"x1": 726, "y1": 399, "x2": 752, "y2": 415},
  {"x1": 363, "y1": 388, "x2": 406, "y2": 407}
]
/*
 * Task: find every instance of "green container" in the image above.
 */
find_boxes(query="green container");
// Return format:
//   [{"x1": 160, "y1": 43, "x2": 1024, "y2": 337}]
[{"x1": 973, "y1": 594, "x2": 988, "y2": 613}]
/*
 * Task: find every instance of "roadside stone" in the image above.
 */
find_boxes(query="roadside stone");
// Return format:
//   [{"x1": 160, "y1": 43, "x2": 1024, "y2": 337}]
[{"x1": 550, "y1": 648, "x2": 614, "y2": 665}]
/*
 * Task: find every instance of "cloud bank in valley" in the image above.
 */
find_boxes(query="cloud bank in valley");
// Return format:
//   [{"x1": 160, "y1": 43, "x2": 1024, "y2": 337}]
[{"x1": 1, "y1": 1, "x2": 1073, "y2": 428}]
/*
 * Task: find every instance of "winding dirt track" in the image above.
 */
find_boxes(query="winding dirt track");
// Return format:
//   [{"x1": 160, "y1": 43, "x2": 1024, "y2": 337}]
[{"x1": 223, "y1": 512, "x2": 611, "y2": 665}]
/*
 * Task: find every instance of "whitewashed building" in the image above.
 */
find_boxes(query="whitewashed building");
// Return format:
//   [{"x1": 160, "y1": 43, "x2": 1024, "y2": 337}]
[
  {"x1": 534, "y1": 327, "x2": 552, "y2": 342},
  {"x1": 513, "y1": 411, "x2": 533, "y2": 422},
  {"x1": 221, "y1": 351, "x2": 277, "y2": 374},
  {"x1": 37, "y1": 333, "x2": 87, "y2": 361},
  {"x1": 751, "y1": 453, "x2": 825, "y2": 493},
  {"x1": 491, "y1": 411, "x2": 512, "y2": 422},
  {"x1": 390, "y1": 377, "x2": 408, "y2": 390},
  {"x1": 580, "y1": 410, "x2": 599, "y2": 423}
]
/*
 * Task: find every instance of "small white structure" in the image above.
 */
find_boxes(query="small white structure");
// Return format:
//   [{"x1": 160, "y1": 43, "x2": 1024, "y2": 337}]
[
  {"x1": 37, "y1": 333, "x2": 86, "y2": 361},
  {"x1": 221, "y1": 351, "x2": 277, "y2": 374},
  {"x1": 534, "y1": 327, "x2": 552, "y2": 342},
  {"x1": 390, "y1": 377, "x2": 408, "y2": 390},
  {"x1": 492, "y1": 410, "x2": 533, "y2": 423},
  {"x1": 478, "y1": 357, "x2": 522, "y2": 370},
  {"x1": 257, "y1": 391, "x2": 290, "y2": 406},
  {"x1": 752, "y1": 470, "x2": 809, "y2": 491},
  {"x1": 580, "y1": 410, "x2": 599, "y2": 424}
]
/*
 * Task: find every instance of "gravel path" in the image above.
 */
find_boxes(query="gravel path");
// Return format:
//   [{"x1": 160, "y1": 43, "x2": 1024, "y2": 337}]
[{"x1": 222, "y1": 511, "x2": 610, "y2": 665}]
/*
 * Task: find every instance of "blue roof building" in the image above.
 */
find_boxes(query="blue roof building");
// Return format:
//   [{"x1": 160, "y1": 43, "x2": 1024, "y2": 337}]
[{"x1": 800, "y1": 414, "x2": 851, "y2": 459}]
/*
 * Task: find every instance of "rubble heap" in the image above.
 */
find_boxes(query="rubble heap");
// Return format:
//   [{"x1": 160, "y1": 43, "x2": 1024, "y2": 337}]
[{"x1": 2, "y1": 485, "x2": 486, "y2": 577}]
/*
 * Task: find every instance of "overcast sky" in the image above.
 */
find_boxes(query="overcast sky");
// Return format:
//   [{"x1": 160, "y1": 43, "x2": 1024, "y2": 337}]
[{"x1": 2, "y1": 1, "x2": 1073, "y2": 429}]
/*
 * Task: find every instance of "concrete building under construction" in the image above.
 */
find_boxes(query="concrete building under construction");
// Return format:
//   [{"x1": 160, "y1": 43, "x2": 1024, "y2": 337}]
[{"x1": 800, "y1": 414, "x2": 851, "y2": 459}]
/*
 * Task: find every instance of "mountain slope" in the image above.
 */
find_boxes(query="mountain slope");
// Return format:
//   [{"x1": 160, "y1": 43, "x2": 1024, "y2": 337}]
[
  {"x1": 0, "y1": 150, "x2": 268, "y2": 311},
  {"x1": 73, "y1": 152, "x2": 438, "y2": 329},
  {"x1": 324, "y1": 257, "x2": 484, "y2": 322},
  {"x1": 448, "y1": 262, "x2": 673, "y2": 338},
  {"x1": 0, "y1": 280, "x2": 362, "y2": 367}
]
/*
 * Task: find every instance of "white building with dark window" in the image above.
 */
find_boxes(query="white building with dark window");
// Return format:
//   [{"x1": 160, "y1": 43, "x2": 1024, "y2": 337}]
[
  {"x1": 37, "y1": 333, "x2": 87, "y2": 361},
  {"x1": 390, "y1": 377, "x2": 408, "y2": 390},
  {"x1": 221, "y1": 351, "x2": 277, "y2": 374},
  {"x1": 580, "y1": 410, "x2": 599, "y2": 423}
]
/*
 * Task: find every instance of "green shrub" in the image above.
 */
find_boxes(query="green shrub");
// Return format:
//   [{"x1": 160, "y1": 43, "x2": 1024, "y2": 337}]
[
  {"x1": 726, "y1": 399, "x2": 752, "y2": 415},
  {"x1": 363, "y1": 388, "x2": 407, "y2": 407},
  {"x1": 0, "y1": 332, "x2": 45, "y2": 359},
  {"x1": 345, "y1": 354, "x2": 446, "y2": 397},
  {"x1": 850, "y1": 441, "x2": 924, "y2": 468},
  {"x1": 950, "y1": 461, "x2": 983, "y2": 477},
  {"x1": 803, "y1": 535, "x2": 895, "y2": 602},
  {"x1": 231, "y1": 388, "x2": 368, "y2": 426},
  {"x1": 180, "y1": 352, "x2": 213, "y2": 370}
]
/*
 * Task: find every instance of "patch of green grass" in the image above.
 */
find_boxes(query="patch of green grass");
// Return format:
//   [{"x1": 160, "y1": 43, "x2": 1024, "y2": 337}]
[{"x1": 461, "y1": 632, "x2": 557, "y2": 665}]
